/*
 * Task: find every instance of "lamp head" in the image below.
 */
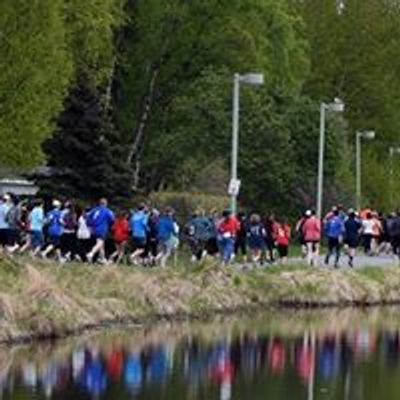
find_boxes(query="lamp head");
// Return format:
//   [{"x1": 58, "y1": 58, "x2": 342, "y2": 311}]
[
  {"x1": 360, "y1": 130, "x2": 376, "y2": 140},
  {"x1": 329, "y1": 98, "x2": 345, "y2": 113},
  {"x1": 390, "y1": 146, "x2": 400, "y2": 155},
  {"x1": 240, "y1": 73, "x2": 264, "y2": 86}
]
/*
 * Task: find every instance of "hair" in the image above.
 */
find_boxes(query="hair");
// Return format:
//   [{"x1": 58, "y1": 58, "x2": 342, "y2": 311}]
[
  {"x1": 222, "y1": 209, "x2": 231, "y2": 218},
  {"x1": 250, "y1": 213, "x2": 260, "y2": 224},
  {"x1": 333, "y1": 209, "x2": 339, "y2": 217}
]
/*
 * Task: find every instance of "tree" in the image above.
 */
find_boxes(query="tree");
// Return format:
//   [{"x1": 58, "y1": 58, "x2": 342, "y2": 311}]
[
  {"x1": 34, "y1": 75, "x2": 133, "y2": 205},
  {"x1": 113, "y1": 0, "x2": 309, "y2": 188},
  {"x1": 291, "y1": 0, "x2": 400, "y2": 210},
  {"x1": 0, "y1": 0, "x2": 73, "y2": 168}
]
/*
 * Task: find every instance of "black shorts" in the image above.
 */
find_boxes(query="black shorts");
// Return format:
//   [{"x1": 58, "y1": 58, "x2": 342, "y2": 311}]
[
  {"x1": 8, "y1": 229, "x2": 20, "y2": 246},
  {"x1": 132, "y1": 237, "x2": 147, "y2": 251},
  {"x1": 48, "y1": 235, "x2": 61, "y2": 247},
  {"x1": 345, "y1": 238, "x2": 359, "y2": 249},
  {"x1": 206, "y1": 238, "x2": 219, "y2": 255},
  {"x1": 0, "y1": 229, "x2": 9, "y2": 246},
  {"x1": 278, "y1": 245, "x2": 288, "y2": 257}
]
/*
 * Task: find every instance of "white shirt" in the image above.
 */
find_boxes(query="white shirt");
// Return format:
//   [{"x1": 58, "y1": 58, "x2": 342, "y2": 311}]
[
  {"x1": 77, "y1": 215, "x2": 91, "y2": 239},
  {"x1": 362, "y1": 219, "x2": 375, "y2": 235}
]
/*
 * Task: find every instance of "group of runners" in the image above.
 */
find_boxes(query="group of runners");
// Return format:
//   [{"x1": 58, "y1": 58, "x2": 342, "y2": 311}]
[
  {"x1": 297, "y1": 206, "x2": 400, "y2": 268},
  {"x1": 0, "y1": 193, "x2": 397, "y2": 268}
]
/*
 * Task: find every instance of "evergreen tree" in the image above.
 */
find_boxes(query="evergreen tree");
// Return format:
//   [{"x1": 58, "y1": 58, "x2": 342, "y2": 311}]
[{"x1": 34, "y1": 75, "x2": 133, "y2": 205}]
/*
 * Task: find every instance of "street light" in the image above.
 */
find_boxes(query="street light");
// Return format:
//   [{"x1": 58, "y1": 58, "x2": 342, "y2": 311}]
[
  {"x1": 356, "y1": 130, "x2": 376, "y2": 210},
  {"x1": 389, "y1": 146, "x2": 400, "y2": 209},
  {"x1": 316, "y1": 98, "x2": 345, "y2": 219},
  {"x1": 230, "y1": 73, "x2": 264, "y2": 214}
]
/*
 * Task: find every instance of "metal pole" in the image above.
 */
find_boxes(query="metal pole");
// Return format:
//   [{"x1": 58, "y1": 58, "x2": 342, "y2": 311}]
[
  {"x1": 231, "y1": 74, "x2": 240, "y2": 214},
  {"x1": 317, "y1": 104, "x2": 326, "y2": 219},
  {"x1": 390, "y1": 147, "x2": 394, "y2": 209},
  {"x1": 356, "y1": 132, "x2": 361, "y2": 210}
]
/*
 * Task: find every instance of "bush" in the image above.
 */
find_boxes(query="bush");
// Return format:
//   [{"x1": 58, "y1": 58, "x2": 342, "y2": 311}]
[{"x1": 148, "y1": 191, "x2": 229, "y2": 222}]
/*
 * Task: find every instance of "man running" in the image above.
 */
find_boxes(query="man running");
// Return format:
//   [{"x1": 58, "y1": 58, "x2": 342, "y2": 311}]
[
  {"x1": 86, "y1": 198, "x2": 115, "y2": 264},
  {"x1": 324, "y1": 209, "x2": 345, "y2": 268},
  {"x1": 344, "y1": 210, "x2": 362, "y2": 267}
]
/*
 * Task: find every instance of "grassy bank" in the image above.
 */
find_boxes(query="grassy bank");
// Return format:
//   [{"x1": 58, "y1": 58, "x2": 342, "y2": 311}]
[{"x1": 0, "y1": 256, "x2": 399, "y2": 343}]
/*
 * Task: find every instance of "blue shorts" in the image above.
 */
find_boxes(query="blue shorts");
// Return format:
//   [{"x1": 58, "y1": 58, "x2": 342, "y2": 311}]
[
  {"x1": 248, "y1": 237, "x2": 265, "y2": 250},
  {"x1": 31, "y1": 231, "x2": 44, "y2": 248},
  {"x1": 94, "y1": 232, "x2": 107, "y2": 241}
]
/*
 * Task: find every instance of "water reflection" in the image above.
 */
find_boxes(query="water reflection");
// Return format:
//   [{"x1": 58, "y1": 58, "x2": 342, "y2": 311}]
[{"x1": 2, "y1": 311, "x2": 400, "y2": 399}]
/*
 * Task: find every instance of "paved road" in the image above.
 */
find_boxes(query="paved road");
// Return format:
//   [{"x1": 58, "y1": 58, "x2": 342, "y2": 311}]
[{"x1": 289, "y1": 254, "x2": 399, "y2": 269}]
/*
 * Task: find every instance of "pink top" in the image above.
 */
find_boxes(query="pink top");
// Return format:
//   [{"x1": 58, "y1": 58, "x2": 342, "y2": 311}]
[{"x1": 302, "y1": 216, "x2": 321, "y2": 242}]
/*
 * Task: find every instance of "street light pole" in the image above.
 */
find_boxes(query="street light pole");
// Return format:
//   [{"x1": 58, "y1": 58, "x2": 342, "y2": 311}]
[
  {"x1": 317, "y1": 104, "x2": 326, "y2": 220},
  {"x1": 230, "y1": 74, "x2": 240, "y2": 214},
  {"x1": 230, "y1": 73, "x2": 264, "y2": 215},
  {"x1": 356, "y1": 130, "x2": 376, "y2": 210},
  {"x1": 356, "y1": 132, "x2": 362, "y2": 211},
  {"x1": 316, "y1": 98, "x2": 344, "y2": 219},
  {"x1": 389, "y1": 146, "x2": 400, "y2": 209}
]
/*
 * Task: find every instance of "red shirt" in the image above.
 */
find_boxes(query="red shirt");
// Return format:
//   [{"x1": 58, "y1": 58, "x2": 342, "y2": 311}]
[
  {"x1": 218, "y1": 216, "x2": 240, "y2": 237},
  {"x1": 275, "y1": 223, "x2": 291, "y2": 246},
  {"x1": 112, "y1": 218, "x2": 129, "y2": 243}
]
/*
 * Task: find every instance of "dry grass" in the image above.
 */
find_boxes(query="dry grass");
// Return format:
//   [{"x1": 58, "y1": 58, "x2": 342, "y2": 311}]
[{"x1": 0, "y1": 256, "x2": 399, "y2": 343}]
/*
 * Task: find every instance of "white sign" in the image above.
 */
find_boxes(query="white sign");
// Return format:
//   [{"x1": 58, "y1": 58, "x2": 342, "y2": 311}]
[{"x1": 228, "y1": 179, "x2": 241, "y2": 196}]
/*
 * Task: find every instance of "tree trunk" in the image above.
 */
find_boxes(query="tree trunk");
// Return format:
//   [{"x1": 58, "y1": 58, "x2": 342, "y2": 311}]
[{"x1": 127, "y1": 64, "x2": 160, "y2": 178}]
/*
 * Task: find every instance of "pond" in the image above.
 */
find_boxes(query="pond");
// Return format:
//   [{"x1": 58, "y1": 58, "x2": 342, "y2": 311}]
[{"x1": 1, "y1": 308, "x2": 400, "y2": 399}]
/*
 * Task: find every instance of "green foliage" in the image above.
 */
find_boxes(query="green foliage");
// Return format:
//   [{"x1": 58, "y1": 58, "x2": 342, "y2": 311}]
[
  {"x1": 34, "y1": 75, "x2": 133, "y2": 204},
  {"x1": 0, "y1": 0, "x2": 73, "y2": 168},
  {"x1": 148, "y1": 191, "x2": 229, "y2": 222},
  {"x1": 3, "y1": 0, "x2": 400, "y2": 213},
  {"x1": 291, "y1": 0, "x2": 400, "y2": 211}
]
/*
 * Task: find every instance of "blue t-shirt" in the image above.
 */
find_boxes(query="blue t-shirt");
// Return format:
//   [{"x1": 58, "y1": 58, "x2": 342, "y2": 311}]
[
  {"x1": 0, "y1": 202, "x2": 11, "y2": 229},
  {"x1": 46, "y1": 209, "x2": 64, "y2": 237},
  {"x1": 88, "y1": 205, "x2": 115, "y2": 237},
  {"x1": 158, "y1": 216, "x2": 175, "y2": 242},
  {"x1": 325, "y1": 216, "x2": 345, "y2": 238},
  {"x1": 30, "y1": 207, "x2": 44, "y2": 232},
  {"x1": 129, "y1": 211, "x2": 149, "y2": 239}
]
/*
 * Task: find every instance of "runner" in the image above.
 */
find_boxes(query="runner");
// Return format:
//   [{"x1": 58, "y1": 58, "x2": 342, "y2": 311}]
[
  {"x1": 21, "y1": 199, "x2": 44, "y2": 256},
  {"x1": 76, "y1": 207, "x2": 92, "y2": 262},
  {"x1": 60, "y1": 201, "x2": 77, "y2": 261},
  {"x1": 42, "y1": 200, "x2": 64, "y2": 261},
  {"x1": 361, "y1": 212, "x2": 375, "y2": 255},
  {"x1": 185, "y1": 211, "x2": 214, "y2": 262},
  {"x1": 110, "y1": 211, "x2": 130, "y2": 264},
  {"x1": 86, "y1": 198, "x2": 115, "y2": 264},
  {"x1": 129, "y1": 204, "x2": 149, "y2": 265},
  {"x1": 6, "y1": 194, "x2": 22, "y2": 254},
  {"x1": 156, "y1": 207, "x2": 179, "y2": 267},
  {"x1": 295, "y1": 212, "x2": 307, "y2": 258},
  {"x1": 246, "y1": 214, "x2": 266, "y2": 263},
  {"x1": 0, "y1": 194, "x2": 12, "y2": 251},
  {"x1": 302, "y1": 210, "x2": 321, "y2": 266},
  {"x1": 274, "y1": 219, "x2": 291, "y2": 265},
  {"x1": 218, "y1": 210, "x2": 240, "y2": 265},
  {"x1": 324, "y1": 209, "x2": 345, "y2": 268},
  {"x1": 344, "y1": 210, "x2": 362, "y2": 267},
  {"x1": 387, "y1": 211, "x2": 400, "y2": 260},
  {"x1": 235, "y1": 212, "x2": 248, "y2": 262}
]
